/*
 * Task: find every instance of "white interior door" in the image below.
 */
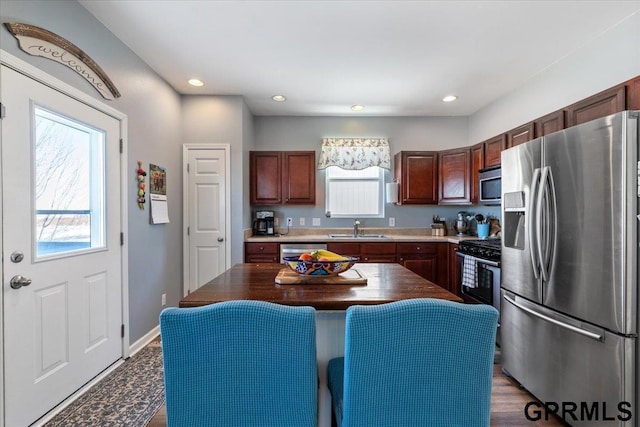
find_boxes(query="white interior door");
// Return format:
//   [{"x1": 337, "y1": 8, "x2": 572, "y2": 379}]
[
  {"x1": 184, "y1": 146, "x2": 229, "y2": 294},
  {"x1": 2, "y1": 65, "x2": 123, "y2": 427}
]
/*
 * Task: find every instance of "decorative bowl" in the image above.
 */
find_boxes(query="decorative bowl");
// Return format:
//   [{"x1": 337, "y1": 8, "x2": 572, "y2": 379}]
[{"x1": 282, "y1": 255, "x2": 359, "y2": 276}]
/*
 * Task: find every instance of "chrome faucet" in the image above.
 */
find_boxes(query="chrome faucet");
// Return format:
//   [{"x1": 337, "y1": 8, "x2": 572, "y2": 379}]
[{"x1": 353, "y1": 218, "x2": 361, "y2": 237}]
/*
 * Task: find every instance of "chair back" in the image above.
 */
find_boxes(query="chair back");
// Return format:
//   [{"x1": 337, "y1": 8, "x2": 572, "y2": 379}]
[
  {"x1": 342, "y1": 298, "x2": 498, "y2": 427},
  {"x1": 160, "y1": 300, "x2": 317, "y2": 427}
]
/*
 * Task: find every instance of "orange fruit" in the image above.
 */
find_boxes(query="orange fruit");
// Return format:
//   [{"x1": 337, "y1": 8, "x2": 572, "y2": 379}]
[
  {"x1": 318, "y1": 256, "x2": 330, "y2": 262},
  {"x1": 299, "y1": 252, "x2": 313, "y2": 261}
]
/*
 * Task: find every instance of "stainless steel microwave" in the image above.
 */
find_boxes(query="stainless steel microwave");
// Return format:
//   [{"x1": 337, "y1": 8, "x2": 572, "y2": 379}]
[{"x1": 478, "y1": 165, "x2": 501, "y2": 205}]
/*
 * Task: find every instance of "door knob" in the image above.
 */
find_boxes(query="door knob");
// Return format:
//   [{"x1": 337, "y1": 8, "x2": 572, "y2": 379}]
[
  {"x1": 217, "y1": 237, "x2": 224, "y2": 242},
  {"x1": 10, "y1": 275, "x2": 32, "y2": 289}
]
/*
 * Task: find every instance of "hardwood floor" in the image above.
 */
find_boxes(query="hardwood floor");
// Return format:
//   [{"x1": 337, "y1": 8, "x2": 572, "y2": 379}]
[
  {"x1": 147, "y1": 365, "x2": 567, "y2": 426},
  {"x1": 490, "y1": 366, "x2": 567, "y2": 426}
]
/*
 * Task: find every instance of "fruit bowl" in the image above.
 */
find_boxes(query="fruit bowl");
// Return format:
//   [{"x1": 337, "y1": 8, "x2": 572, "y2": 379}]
[{"x1": 282, "y1": 251, "x2": 358, "y2": 276}]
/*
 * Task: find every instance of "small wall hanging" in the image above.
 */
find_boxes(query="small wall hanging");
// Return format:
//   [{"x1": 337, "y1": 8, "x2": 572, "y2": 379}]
[
  {"x1": 4, "y1": 22, "x2": 121, "y2": 100},
  {"x1": 149, "y1": 164, "x2": 170, "y2": 224},
  {"x1": 136, "y1": 161, "x2": 147, "y2": 209}
]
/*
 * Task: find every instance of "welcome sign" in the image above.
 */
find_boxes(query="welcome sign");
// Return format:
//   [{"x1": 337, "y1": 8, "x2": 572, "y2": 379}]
[{"x1": 4, "y1": 22, "x2": 121, "y2": 100}]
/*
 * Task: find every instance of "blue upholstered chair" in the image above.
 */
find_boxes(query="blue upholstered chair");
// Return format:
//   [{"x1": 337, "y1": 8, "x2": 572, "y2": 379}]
[
  {"x1": 160, "y1": 300, "x2": 318, "y2": 427},
  {"x1": 327, "y1": 298, "x2": 498, "y2": 427}
]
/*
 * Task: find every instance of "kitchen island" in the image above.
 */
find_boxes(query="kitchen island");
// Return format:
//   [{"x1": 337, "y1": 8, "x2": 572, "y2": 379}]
[
  {"x1": 179, "y1": 262, "x2": 461, "y2": 427},
  {"x1": 179, "y1": 262, "x2": 462, "y2": 308}
]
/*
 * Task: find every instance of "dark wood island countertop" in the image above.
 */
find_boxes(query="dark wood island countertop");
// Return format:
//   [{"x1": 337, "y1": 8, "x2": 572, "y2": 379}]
[{"x1": 179, "y1": 263, "x2": 462, "y2": 310}]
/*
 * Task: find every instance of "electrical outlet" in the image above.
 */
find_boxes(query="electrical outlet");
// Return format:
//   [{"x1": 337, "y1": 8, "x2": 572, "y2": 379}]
[
  {"x1": 389, "y1": 217, "x2": 396, "y2": 227},
  {"x1": 161, "y1": 293, "x2": 166, "y2": 306},
  {"x1": 299, "y1": 217, "x2": 305, "y2": 226},
  {"x1": 286, "y1": 217, "x2": 293, "y2": 227},
  {"x1": 312, "y1": 218, "x2": 321, "y2": 226},
  {"x1": 274, "y1": 217, "x2": 279, "y2": 226}
]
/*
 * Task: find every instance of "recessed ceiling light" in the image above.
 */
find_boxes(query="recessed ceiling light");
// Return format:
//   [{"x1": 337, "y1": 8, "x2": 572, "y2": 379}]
[
  {"x1": 351, "y1": 105, "x2": 365, "y2": 111},
  {"x1": 442, "y1": 95, "x2": 458, "y2": 102},
  {"x1": 272, "y1": 95, "x2": 286, "y2": 102},
  {"x1": 188, "y1": 79, "x2": 204, "y2": 87}
]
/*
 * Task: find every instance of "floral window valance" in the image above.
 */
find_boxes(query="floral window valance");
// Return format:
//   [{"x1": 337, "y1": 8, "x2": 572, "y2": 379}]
[{"x1": 317, "y1": 138, "x2": 391, "y2": 170}]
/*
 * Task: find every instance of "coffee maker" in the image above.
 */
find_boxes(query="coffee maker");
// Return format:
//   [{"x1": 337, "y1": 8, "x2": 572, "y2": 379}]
[{"x1": 253, "y1": 211, "x2": 275, "y2": 236}]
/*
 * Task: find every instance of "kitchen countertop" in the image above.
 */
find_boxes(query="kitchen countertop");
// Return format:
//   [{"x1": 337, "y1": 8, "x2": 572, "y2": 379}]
[
  {"x1": 245, "y1": 227, "x2": 482, "y2": 244},
  {"x1": 180, "y1": 262, "x2": 462, "y2": 310}
]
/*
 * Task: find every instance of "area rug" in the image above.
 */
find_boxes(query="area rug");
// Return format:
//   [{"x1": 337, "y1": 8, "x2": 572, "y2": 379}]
[{"x1": 44, "y1": 341, "x2": 165, "y2": 427}]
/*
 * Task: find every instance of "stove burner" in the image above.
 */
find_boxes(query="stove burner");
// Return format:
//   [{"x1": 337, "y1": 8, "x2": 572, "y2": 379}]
[{"x1": 458, "y1": 238, "x2": 501, "y2": 262}]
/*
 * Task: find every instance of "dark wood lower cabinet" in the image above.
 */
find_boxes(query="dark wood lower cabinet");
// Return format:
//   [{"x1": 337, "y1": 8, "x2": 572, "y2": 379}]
[
  {"x1": 243, "y1": 241, "x2": 456, "y2": 293},
  {"x1": 360, "y1": 243, "x2": 397, "y2": 263},
  {"x1": 327, "y1": 242, "x2": 397, "y2": 263},
  {"x1": 326, "y1": 242, "x2": 360, "y2": 259},
  {"x1": 397, "y1": 243, "x2": 449, "y2": 291},
  {"x1": 244, "y1": 242, "x2": 279, "y2": 262},
  {"x1": 448, "y1": 243, "x2": 460, "y2": 296}
]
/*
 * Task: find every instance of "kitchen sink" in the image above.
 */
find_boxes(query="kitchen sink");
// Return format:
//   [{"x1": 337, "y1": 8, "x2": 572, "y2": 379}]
[{"x1": 328, "y1": 233, "x2": 389, "y2": 239}]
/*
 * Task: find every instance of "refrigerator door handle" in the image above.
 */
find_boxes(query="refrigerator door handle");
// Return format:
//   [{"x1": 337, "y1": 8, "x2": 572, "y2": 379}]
[
  {"x1": 503, "y1": 294, "x2": 604, "y2": 342},
  {"x1": 536, "y1": 166, "x2": 552, "y2": 282},
  {"x1": 528, "y1": 168, "x2": 542, "y2": 279},
  {"x1": 546, "y1": 167, "x2": 558, "y2": 280}
]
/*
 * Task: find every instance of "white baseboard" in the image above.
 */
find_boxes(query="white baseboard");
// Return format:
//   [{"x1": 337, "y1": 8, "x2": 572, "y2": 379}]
[{"x1": 129, "y1": 325, "x2": 160, "y2": 356}]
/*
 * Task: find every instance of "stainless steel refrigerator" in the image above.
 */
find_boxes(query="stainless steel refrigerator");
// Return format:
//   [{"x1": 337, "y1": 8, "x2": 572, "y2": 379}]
[{"x1": 501, "y1": 110, "x2": 639, "y2": 426}]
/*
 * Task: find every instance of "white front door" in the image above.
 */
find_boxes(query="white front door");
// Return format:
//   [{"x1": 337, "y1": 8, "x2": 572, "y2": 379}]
[
  {"x1": 183, "y1": 146, "x2": 229, "y2": 294},
  {"x1": 2, "y1": 65, "x2": 123, "y2": 427}
]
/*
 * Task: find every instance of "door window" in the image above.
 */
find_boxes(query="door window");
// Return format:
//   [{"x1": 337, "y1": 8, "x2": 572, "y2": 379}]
[{"x1": 34, "y1": 106, "x2": 106, "y2": 258}]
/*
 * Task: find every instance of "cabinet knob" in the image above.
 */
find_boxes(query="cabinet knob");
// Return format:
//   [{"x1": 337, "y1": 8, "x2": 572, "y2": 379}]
[
  {"x1": 416, "y1": 246, "x2": 421, "y2": 250},
  {"x1": 259, "y1": 246, "x2": 264, "y2": 251}
]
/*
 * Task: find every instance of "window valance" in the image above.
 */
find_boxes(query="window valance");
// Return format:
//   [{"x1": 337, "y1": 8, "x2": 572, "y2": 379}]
[{"x1": 317, "y1": 138, "x2": 390, "y2": 170}]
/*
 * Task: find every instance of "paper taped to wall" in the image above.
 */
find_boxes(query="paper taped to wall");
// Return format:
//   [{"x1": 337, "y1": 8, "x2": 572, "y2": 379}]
[{"x1": 150, "y1": 194, "x2": 170, "y2": 224}]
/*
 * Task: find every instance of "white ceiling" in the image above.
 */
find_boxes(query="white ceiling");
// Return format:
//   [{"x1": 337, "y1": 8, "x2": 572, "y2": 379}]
[{"x1": 79, "y1": 1, "x2": 640, "y2": 117}]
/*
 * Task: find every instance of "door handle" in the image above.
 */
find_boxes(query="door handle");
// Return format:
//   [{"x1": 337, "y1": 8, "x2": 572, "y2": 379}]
[
  {"x1": 503, "y1": 294, "x2": 603, "y2": 342},
  {"x1": 10, "y1": 275, "x2": 32, "y2": 289},
  {"x1": 217, "y1": 237, "x2": 224, "y2": 242},
  {"x1": 529, "y1": 168, "x2": 541, "y2": 279},
  {"x1": 536, "y1": 167, "x2": 550, "y2": 282}
]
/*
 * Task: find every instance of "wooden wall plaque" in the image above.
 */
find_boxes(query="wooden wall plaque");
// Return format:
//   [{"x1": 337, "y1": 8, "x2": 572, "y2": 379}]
[{"x1": 4, "y1": 22, "x2": 121, "y2": 100}]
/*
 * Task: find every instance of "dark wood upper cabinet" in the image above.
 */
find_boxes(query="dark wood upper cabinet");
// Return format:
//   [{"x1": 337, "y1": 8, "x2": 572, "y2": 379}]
[
  {"x1": 507, "y1": 122, "x2": 535, "y2": 148},
  {"x1": 282, "y1": 151, "x2": 316, "y2": 204},
  {"x1": 626, "y1": 76, "x2": 640, "y2": 110},
  {"x1": 565, "y1": 85, "x2": 626, "y2": 127},
  {"x1": 250, "y1": 151, "x2": 282, "y2": 205},
  {"x1": 483, "y1": 134, "x2": 506, "y2": 167},
  {"x1": 470, "y1": 142, "x2": 484, "y2": 204},
  {"x1": 394, "y1": 151, "x2": 438, "y2": 205},
  {"x1": 250, "y1": 151, "x2": 315, "y2": 205},
  {"x1": 534, "y1": 110, "x2": 565, "y2": 137},
  {"x1": 438, "y1": 147, "x2": 471, "y2": 205}
]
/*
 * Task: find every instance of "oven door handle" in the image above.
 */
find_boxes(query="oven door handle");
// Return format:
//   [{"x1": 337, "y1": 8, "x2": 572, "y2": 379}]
[{"x1": 456, "y1": 252, "x2": 500, "y2": 267}]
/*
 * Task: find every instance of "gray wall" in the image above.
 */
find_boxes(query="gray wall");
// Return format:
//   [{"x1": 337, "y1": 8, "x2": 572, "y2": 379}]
[
  {"x1": 1, "y1": 0, "x2": 183, "y2": 343},
  {"x1": 469, "y1": 11, "x2": 640, "y2": 143},
  {"x1": 180, "y1": 95, "x2": 253, "y2": 265}
]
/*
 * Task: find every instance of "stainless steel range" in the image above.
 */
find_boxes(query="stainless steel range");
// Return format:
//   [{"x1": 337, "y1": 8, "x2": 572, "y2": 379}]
[
  {"x1": 458, "y1": 238, "x2": 501, "y2": 263},
  {"x1": 457, "y1": 238, "x2": 501, "y2": 344}
]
